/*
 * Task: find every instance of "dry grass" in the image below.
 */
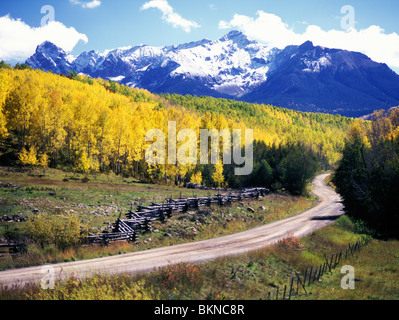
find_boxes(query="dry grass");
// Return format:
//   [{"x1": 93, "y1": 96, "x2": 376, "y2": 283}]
[{"x1": 2, "y1": 215, "x2": 397, "y2": 300}]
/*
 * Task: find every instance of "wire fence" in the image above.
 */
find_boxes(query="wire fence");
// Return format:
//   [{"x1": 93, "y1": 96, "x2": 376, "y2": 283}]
[{"x1": 266, "y1": 235, "x2": 371, "y2": 300}]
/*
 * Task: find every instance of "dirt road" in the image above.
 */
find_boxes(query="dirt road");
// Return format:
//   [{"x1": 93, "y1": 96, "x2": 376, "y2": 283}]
[{"x1": 0, "y1": 174, "x2": 343, "y2": 288}]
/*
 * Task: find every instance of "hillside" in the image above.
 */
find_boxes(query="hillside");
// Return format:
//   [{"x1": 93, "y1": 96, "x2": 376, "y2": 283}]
[
  {"x1": 160, "y1": 93, "x2": 355, "y2": 166},
  {"x1": 0, "y1": 67, "x2": 356, "y2": 190}
]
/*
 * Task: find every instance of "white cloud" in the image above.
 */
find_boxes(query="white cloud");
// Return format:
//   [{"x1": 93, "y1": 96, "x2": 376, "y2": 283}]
[
  {"x1": 0, "y1": 15, "x2": 88, "y2": 63},
  {"x1": 70, "y1": 0, "x2": 102, "y2": 9},
  {"x1": 219, "y1": 10, "x2": 399, "y2": 69},
  {"x1": 141, "y1": 0, "x2": 200, "y2": 33}
]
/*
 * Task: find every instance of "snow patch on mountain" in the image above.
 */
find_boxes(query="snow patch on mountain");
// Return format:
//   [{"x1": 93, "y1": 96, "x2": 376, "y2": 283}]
[
  {"x1": 302, "y1": 55, "x2": 332, "y2": 72},
  {"x1": 108, "y1": 75, "x2": 126, "y2": 82}
]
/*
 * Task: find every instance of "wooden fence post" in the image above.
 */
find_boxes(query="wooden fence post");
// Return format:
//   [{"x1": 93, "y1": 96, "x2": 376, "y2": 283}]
[
  {"x1": 317, "y1": 264, "x2": 322, "y2": 281},
  {"x1": 308, "y1": 267, "x2": 313, "y2": 286},
  {"x1": 333, "y1": 253, "x2": 338, "y2": 268},
  {"x1": 295, "y1": 271, "x2": 307, "y2": 294},
  {"x1": 282, "y1": 285, "x2": 287, "y2": 300},
  {"x1": 276, "y1": 286, "x2": 279, "y2": 300},
  {"x1": 313, "y1": 266, "x2": 318, "y2": 283},
  {"x1": 296, "y1": 277, "x2": 300, "y2": 295},
  {"x1": 303, "y1": 267, "x2": 308, "y2": 287},
  {"x1": 289, "y1": 278, "x2": 294, "y2": 300}
]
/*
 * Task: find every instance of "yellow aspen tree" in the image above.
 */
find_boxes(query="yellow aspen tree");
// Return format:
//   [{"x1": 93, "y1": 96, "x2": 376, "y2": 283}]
[
  {"x1": 190, "y1": 171, "x2": 202, "y2": 185},
  {"x1": 75, "y1": 152, "x2": 91, "y2": 173},
  {"x1": 96, "y1": 108, "x2": 112, "y2": 172},
  {"x1": 109, "y1": 103, "x2": 130, "y2": 174},
  {"x1": 18, "y1": 148, "x2": 29, "y2": 165},
  {"x1": 38, "y1": 153, "x2": 49, "y2": 174},
  {"x1": 4, "y1": 71, "x2": 40, "y2": 148},
  {"x1": 39, "y1": 153, "x2": 49, "y2": 168},
  {"x1": 19, "y1": 146, "x2": 38, "y2": 166},
  {"x1": 212, "y1": 160, "x2": 225, "y2": 188},
  {"x1": 45, "y1": 89, "x2": 67, "y2": 155},
  {"x1": 0, "y1": 70, "x2": 12, "y2": 138}
]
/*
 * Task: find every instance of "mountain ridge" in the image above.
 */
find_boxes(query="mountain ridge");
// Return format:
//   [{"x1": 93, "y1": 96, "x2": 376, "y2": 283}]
[{"x1": 26, "y1": 31, "x2": 399, "y2": 117}]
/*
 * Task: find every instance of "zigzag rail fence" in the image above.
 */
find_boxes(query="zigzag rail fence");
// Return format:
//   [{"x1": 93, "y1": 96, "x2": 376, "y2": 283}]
[
  {"x1": 266, "y1": 235, "x2": 371, "y2": 300},
  {"x1": 0, "y1": 222, "x2": 23, "y2": 255},
  {"x1": 84, "y1": 187, "x2": 269, "y2": 245}
]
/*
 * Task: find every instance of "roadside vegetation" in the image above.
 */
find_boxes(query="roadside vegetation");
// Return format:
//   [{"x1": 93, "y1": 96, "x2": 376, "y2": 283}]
[{"x1": 1, "y1": 214, "x2": 397, "y2": 300}]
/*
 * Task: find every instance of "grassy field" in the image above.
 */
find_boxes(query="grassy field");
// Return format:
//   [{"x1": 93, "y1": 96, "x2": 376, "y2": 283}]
[{"x1": 0, "y1": 166, "x2": 316, "y2": 271}]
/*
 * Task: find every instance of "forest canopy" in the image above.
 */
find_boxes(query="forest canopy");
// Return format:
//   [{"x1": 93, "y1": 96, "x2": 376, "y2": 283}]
[{"x1": 0, "y1": 65, "x2": 357, "y2": 195}]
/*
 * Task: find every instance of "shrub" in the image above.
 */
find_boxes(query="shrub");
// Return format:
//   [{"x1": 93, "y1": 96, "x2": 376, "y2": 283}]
[
  {"x1": 24, "y1": 213, "x2": 88, "y2": 250},
  {"x1": 276, "y1": 233, "x2": 304, "y2": 251},
  {"x1": 25, "y1": 275, "x2": 155, "y2": 300},
  {"x1": 157, "y1": 262, "x2": 204, "y2": 299}
]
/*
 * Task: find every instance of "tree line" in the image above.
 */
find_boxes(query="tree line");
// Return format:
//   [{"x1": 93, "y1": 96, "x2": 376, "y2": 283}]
[{"x1": 333, "y1": 109, "x2": 399, "y2": 238}]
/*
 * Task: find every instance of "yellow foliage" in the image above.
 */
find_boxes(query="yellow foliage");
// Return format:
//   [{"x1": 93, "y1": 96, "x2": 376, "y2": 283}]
[
  {"x1": 26, "y1": 276, "x2": 155, "y2": 300},
  {"x1": 19, "y1": 146, "x2": 38, "y2": 166},
  {"x1": 0, "y1": 67, "x2": 359, "y2": 184},
  {"x1": 368, "y1": 108, "x2": 399, "y2": 144},
  {"x1": 212, "y1": 161, "x2": 225, "y2": 188},
  {"x1": 38, "y1": 153, "x2": 49, "y2": 168},
  {"x1": 0, "y1": 70, "x2": 12, "y2": 138},
  {"x1": 24, "y1": 213, "x2": 88, "y2": 250},
  {"x1": 162, "y1": 94, "x2": 358, "y2": 167},
  {"x1": 75, "y1": 152, "x2": 91, "y2": 173},
  {"x1": 387, "y1": 127, "x2": 399, "y2": 141},
  {"x1": 190, "y1": 171, "x2": 203, "y2": 185}
]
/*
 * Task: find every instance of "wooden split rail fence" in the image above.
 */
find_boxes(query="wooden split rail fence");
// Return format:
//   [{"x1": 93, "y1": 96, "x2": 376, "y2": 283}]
[
  {"x1": 0, "y1": 243, "x2": 21, "y2": 255},
  {"x1": 86, "y1": 187, "x2": 269, "y2": 245}
]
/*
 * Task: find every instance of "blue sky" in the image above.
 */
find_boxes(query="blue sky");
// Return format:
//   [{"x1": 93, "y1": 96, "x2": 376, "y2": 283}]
[{"x1": 1, "y1": 0, "x2": 399, "y2": 72}]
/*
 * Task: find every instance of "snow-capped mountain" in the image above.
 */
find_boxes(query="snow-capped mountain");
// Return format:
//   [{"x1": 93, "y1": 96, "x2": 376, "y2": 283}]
[
  {"x1": 26, "y1": 41, "x2": 75, "y2": 75},
  {"x1": 241, "y1": 40, "x2": 399, "y2": 116},
  {"x1": 26, "y1": 31, "x2": 280, "y2": 97},
  {"x1": 26, "y1": 31, "x2": 399, "y2": 117}
]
